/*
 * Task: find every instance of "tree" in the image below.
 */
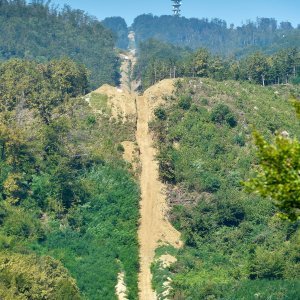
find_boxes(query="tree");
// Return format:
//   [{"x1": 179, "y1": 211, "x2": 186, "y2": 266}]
[
  {"x1": 243, "y1": 52, "x2": 269, "y2": 85},
  {"x1": 102, "y1": 17, "x2": 129, "y2": 49},
  {"x1": 0, "y1": 59, "x2": 40, "y2": 112},
  {"x1": 0, "y1": 58, "x2": 88, "y2": 125},
  {"x1": 191, "y1": 48, "x2": 210, "y2": 77},
  {"x1": 0, "y1": 0, "x2": 119, "y2": 88},
  {"x1": 245, "y1": 118, "x2": 300, "y2": 221},
  {"x1": 29, "y1": 59, "x2": 88, "y2": 125}
]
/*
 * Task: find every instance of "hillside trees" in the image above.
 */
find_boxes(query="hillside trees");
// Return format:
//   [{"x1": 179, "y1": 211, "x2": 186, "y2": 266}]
[
  {"x1": 134, "y1": 39, "x2": 300, "y2": 90},
  {"x1": 0, "y1": 58, "x2": 140, "y2": 298},
  {"x1": 0, "y1": 253, "x2": 81, "y2": 300},
  {"x1": 134, "y1": 39, "x2": 191, "y2": 90},
  {"x1": 0, "y1": 58, "x2": 88, "y2": 125},
  {"x1": 132, "y1": 15, "x2": 300, "y2": 56},
  {"x1": 150, "y1": 78, "x2": 300, "y2": 299},
  {"x1": 0, "y1": 0, "x2": 120, "y2": 88},
  {"x1": 241, "y1": 52, "x2": 269, "y2": 85},
  {"x1": 245, "y1": 99, "x2": 300, "y2": 221}
]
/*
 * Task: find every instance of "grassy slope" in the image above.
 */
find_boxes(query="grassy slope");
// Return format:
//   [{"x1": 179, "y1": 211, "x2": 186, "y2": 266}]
[{"x1": 150, "y1": 79, "x2": 300, "y2": 299}]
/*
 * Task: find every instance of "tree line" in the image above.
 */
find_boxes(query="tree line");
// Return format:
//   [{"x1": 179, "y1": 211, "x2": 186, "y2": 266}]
[
  {"x1": 0, "y1": 0, "x2": 120, "y2": 89},
  {"x1": 134, "y1": 39, "x2": 300, "y2": 90},
  {"x1": 131, "y1": 14, "x2": 300, "y2": 56}
]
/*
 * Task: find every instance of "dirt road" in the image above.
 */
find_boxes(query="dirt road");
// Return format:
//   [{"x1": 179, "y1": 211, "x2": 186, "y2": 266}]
[{"x1": 136, "y1": 93, "x2": 181, "y2": 300}]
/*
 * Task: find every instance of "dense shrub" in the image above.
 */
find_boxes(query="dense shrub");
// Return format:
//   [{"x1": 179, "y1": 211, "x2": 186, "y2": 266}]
[
  {"x1": 0, "y1": 57, "x2": 139, "y2": 299},
  {"x1": 0, "y1": 254, "x2": 81, "y2": 300},
  {"x1": 203, "y1": 175, "x2": 221, "y2": 193},
  {"x1": 178, "y1": 95, "x2": 192, "y2": 110},
  {"x1": 292, "y1": 76, "x2": 300, "y2": 85},
  {"x1": 154, "y1": 107, "x2": 167, "y2": 120},
  {"x1": 249, "y1": 248, "x2": 285, "y2": 280},
  {"x1": 210, "y1": 103, "x2": 237, "y2": 127}
]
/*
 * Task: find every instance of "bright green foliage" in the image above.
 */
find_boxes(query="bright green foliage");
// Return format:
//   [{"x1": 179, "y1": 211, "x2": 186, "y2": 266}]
[
  {"x1": 133, "y1": 39, "x2": 191, "y2": 90},
  {"x1": 0, "y1": 58, "x2": 88, "y2": 124},
  {"x1": 192, "y1": 49, "x2": 210, "y2": 77},
  {"x1": 35, "y1": 165, "x2": 140, "y2": 299},
  {"x1": 241, "y1": 52, "x2": 269, "y2": 85},
  {"x1": 150, "y1": 78, "x2": 300, "y2": 299},
  {"x1": 0, "y1": 253, "x2": 81, "y2": 300},
  {"x1": 245, "y1": 131, "x2": 300, "y2": 221}
]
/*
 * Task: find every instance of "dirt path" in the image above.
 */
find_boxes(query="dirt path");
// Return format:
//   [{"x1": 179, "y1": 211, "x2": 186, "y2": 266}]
[
  {"x1": 95, "y1": 40, "x2": 181, "y2": 298},
  {"x1": 136, "y1": 93, "x2": 181, "y2": 300}
]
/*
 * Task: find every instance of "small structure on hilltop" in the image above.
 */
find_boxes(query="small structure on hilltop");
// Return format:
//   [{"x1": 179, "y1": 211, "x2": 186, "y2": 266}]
[{"x1": 171, "y1": 0, "x2": 182, "y2": 16}]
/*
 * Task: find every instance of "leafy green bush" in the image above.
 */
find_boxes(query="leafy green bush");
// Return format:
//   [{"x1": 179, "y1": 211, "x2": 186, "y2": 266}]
[
  {"x1": 178, "y1": 95, "x2": 192, "y2": 110},
  {"x1": 249, "y1": 248, "x2": 285, "y2": 280},
  {"x1": 37, "y1": 165, "x2": 140, "y2": 299},
  {"x1": 234, "y1": 133, "x2": 246, "y2": 146},
  {"x1": 154, "y1": 107, "x2": 167, "y2": 120},
  {"x1": 0, "y1": 57, "x2": 139, "y2": 299},
  {"x1": 203, "y1": 175, "x2": 221, "y2": 193},
  {"x1": 210, "y1": 103, "x2": 237, "y2": 127},
  {"x1": 0, "y1": 253, "x2": 81, "y2": 300},
  {"x1": 292, "y1": 76, "x2": 300, "y2": 85}
]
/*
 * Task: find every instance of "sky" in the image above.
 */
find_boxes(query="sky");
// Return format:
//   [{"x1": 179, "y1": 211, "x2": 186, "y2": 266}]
[{"x1": 52, "y1": 0, "x2": 300, "y2": 27}]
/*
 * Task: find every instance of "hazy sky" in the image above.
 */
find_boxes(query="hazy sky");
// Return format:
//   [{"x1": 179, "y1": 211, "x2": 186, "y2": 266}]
[{"x1": 52, "y1": 0, "x2": 299, "y2": 27}]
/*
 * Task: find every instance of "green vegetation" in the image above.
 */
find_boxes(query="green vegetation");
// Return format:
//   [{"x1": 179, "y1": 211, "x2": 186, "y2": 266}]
[
  {"x1": 0, "y1": 253, "x2": 81, "y2": 300},
  {"x1": 150, "y1": 78, "x2": 300, "y2": 299},
  {"x1": 134, "y1": 39, "x2": 300, "y2": 90},
  {"x1": 245, "y1": 131, "x2": 300, "y2": 221},
  {"x1": 134, "y1": 39, "x2": 191, "y2": 90},
  {"x1": 0, "y1": 0, "x2": 120, "y2": 88},
  {"x1": 0, "y1": 58, "x2": 139, "y2": 299},
  {"x1": 89, "y1": 92, "x2": 111, "y2": 114}
]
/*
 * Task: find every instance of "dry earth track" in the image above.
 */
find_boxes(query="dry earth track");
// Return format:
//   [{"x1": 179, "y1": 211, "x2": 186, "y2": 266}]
[{"x1": 93, "y1": 48, "x2": 181, "y2": 299}]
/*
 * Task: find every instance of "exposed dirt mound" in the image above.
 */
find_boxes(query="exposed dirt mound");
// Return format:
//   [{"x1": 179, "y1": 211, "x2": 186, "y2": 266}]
[
  {"x1": 121, "y1": 141, "x2": 139, "y2": 173},
  {"x1": 115, "y1": 272, "x2": 128, "y2": 300},
  {"x1": 93, "y1": 84, "x2": 136, "y2": 122},
  {"x1": 143, "y1": 79, "x2": 176, "y2": 118}
]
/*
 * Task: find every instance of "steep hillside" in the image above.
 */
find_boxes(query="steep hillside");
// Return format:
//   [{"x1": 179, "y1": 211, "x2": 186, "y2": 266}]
[
  {"x1": 0, "y1": 58, "x2": 140, "y2": 299},
  {"x1": 150, "y1": 78, "x2": 300, "y2": 299},
  {"x1": 0, "y1": 0, "x2": 120, "y2": 88}
]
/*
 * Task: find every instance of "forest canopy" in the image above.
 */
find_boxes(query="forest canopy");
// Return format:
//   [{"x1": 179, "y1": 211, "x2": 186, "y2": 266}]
[
  {"x1": 0, "y1": 0, "x2": 120, "y2": 89},
  {"x1": 132, "y1": 14, "x2": 300, "y2": 56}
]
